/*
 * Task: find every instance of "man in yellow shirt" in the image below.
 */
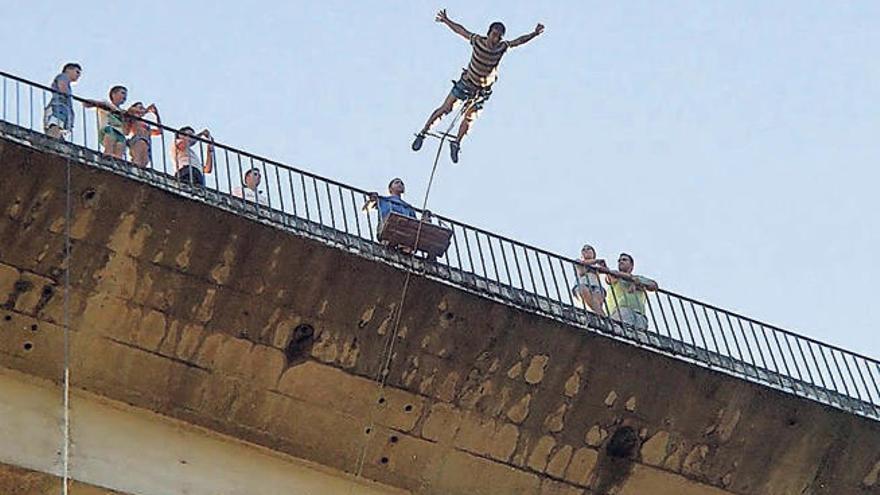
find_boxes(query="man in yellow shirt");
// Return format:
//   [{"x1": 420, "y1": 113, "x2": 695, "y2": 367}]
[{"x1": 605, "y1": 253, "x2": 659, "y2": 331}]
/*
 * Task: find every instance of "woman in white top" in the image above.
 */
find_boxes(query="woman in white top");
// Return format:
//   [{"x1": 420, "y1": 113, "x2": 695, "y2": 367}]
[
  {"x1": 572, "y1": 244, "x2": 607, "y2": 316},
  {"x1": 172, "y1": 126, "x2": 214, "y2": 186}
]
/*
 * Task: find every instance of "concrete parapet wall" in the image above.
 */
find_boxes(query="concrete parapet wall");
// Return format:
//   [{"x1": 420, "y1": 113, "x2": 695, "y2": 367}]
[{"x1": 1, "y1": 136, "x2": 879, "y2": 494}]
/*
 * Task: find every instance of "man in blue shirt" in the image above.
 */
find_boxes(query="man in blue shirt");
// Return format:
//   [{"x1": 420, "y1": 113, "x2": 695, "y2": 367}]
[
  {"x1": 370, "y1": 178, "x2": 419, "y2": 223},
  {"x1": 367, "y1": 178, "x2": 446, "y2": 257}
]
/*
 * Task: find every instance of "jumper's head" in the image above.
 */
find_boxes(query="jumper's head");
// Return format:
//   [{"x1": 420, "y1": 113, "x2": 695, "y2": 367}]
[
  {"x1": 388, "y1": 178, "x2": 405, "y2": 195},
  {"x1": 109, "y1": 85, "x2": 127, "y2": 106},
  {"x1": 487, "y1": 21, "x2": 506, "y2": 46},
  {"x1": 62, "y1": 63, "x2": 82, "y2": 83},
  {"x1": 618, "y1": 253, "x2": 634, "y2": 273}
]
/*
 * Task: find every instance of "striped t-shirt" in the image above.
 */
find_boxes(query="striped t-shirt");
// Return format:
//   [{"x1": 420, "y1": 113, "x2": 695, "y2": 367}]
[{"x1": 464, "y1": 34, "x2": 510, "y2": 88}]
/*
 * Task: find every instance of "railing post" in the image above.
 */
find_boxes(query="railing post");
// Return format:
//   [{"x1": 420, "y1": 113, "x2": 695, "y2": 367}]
[
  {"x1": 724, "y1": 312, "x2": 758, "y2": 378},
  {"x1": 300, "y1": 174, "x2": 310, "y2": 221},
  {"x1": 312, "y1": 177, "x2": 323, "y2": 224},
  {"x1": 499, "y1": 240, "x2": 514, "y2": 289},
  {"x1": 289, "y1": 172, "x2": 299, "y2": 218},
  {"x1": 793, "y1": 337, "x2": 816, "y2": 389},
  {"x1": 485, "y1": 235, "x2": 501, "y2": 283},
  {"x1": 450, "y1": 225, "x2": 463, "y2": 270}
]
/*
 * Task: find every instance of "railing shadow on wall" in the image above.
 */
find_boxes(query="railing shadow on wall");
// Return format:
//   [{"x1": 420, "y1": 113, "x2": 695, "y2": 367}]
[{"x1": 2, "y1": 69, "x2": 878, "y2": 421}]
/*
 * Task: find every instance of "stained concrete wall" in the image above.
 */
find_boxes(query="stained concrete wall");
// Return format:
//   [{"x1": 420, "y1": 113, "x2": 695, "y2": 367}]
[
  {"x1": 1, "y1": 133, "x2": 879, "y2": 495},
  {"x1": 0, "y1": 463, "x2": 130, "y2": 495},
  {"x1": 0, "y1": 368, "x2": 403, "y2": 495}
]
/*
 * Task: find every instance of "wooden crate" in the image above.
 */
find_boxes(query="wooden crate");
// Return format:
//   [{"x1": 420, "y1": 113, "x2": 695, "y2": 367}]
[{"x1": 378, "y1": 213, "x2": 453, "y2": 258}]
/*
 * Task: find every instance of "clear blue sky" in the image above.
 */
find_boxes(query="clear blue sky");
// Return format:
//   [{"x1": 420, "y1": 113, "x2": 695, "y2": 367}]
[{"x1": 3, "y1": 1, "x2": 878, "y2": 358}]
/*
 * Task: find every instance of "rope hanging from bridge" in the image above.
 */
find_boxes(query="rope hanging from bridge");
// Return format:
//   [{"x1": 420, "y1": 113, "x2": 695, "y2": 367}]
[
  {"x1": 353, "y1": 98, "x2": 477, "y2": 479},
  {"x1": 62, "y1": 156, "x2": 73, "y2": 495}
]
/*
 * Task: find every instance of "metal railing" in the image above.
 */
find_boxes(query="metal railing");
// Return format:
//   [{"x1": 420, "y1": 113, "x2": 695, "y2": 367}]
[{"x1": 2, "y1": 69, "x2": 879, "y2": 421}]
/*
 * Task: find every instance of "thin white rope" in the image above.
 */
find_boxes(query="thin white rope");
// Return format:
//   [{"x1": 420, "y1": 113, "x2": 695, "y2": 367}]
[
  {"x1": 353, "y1": 99, "x2": 476, "y2": 480},
  {"x1": 62, "y1": 156, "x2": 72, "y2": 495}
]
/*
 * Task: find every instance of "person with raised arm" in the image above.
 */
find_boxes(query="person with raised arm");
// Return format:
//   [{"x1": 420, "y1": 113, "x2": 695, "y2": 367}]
[
  {"x1": 411, "y1": 9, "x2": 544, "y2": 163},
  {"x1": 125, "y1": 102, "x2": 161, "y2": 167},
  {"x1": 172, "y1": 126, "x2": 215, "y2": 187}
]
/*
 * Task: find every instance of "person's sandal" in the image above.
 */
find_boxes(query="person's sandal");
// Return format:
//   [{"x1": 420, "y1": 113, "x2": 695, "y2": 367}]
[{"x1": 411, "y1": 133, "x2": 425, "y2": 151}]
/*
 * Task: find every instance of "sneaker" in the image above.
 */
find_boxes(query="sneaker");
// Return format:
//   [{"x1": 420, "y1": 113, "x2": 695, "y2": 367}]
[
  {"x1": 411, "y1": 133, "x2": 425, "y2": 152},
  {"x1": 450, "y1": 141, "x2": 460, "y2": 164}
]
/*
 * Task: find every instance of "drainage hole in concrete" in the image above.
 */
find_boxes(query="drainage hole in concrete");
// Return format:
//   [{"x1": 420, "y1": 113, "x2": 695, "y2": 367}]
[
  {"x1": 284, "y1": 324, "x2": 316, "y2": 365},
  {"x1": 606, "y1": 426, "x2": 639, "y2": 459},
  {"x1": 14, "y1": 280, "x2": 33, "y2": 292}
]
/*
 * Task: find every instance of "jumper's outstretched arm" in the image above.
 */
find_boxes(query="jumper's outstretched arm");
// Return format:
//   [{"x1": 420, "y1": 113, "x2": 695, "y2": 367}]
[
  {"x1": 509, "y1": 23, "x2": 545, "y2": 47},
  {"x1": 436, "y1": 9, "x2": 473, "y2": 40}
]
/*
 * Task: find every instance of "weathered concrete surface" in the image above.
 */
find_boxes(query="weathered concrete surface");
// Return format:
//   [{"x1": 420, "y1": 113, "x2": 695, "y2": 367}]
[
  {"x1": 1, "y1": 135, "x2": 879, "y2": 495},
  {"x1": 0, "y1": 463, "x2": 130, "y2": 495},
  {"x1": 0, "y1": 368, "x2": 403, "y2": 495}
]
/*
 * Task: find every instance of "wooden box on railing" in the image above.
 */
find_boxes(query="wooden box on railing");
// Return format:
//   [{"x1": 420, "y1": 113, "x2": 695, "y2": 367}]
[{"x1": 378, "y1": 212, "x2": 452, "y2": 258}]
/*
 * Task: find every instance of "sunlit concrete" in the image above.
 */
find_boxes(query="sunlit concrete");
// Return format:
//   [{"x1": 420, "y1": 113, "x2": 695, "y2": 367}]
[{"x1": 0, "y1": 368, "x2": 405, "y2": 495}]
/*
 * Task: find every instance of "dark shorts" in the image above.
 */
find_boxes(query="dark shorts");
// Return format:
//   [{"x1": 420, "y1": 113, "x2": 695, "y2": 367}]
[
  {"x1": 176, "y1": 166, "x2": 205, "y2": 187},
  {"x1": 102, "y1": 126, "x2": 126, "y2": 145},
  {"x1": 127, "y1": 135, "x2": 152, "y2": 162},
  {"x1": 450, "y1": 77, "x2": 492, "y2": 111},
  {"x1": 43, "y1": 104, "x2": 73, "y2": 132}
]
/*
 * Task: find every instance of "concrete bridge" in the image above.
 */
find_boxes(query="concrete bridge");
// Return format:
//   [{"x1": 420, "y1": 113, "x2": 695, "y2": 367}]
[{"x1": 1, "y1": 108, "x2": 879, "y2": 493}]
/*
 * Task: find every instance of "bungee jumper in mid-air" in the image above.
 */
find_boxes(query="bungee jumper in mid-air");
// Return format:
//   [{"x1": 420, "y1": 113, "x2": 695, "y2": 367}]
[{"x1": 411, "y1": 9, "x2": 544, "y2": 163}]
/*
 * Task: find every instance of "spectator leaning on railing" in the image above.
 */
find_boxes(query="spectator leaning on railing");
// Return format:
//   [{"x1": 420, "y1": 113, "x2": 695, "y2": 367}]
[
  {"x1": 605, "y1": 252, "x2": 658, "y2": 331},
  {"x1": 43, "y1": 63, "x2": 81, "y2": 140},
  {"x1": 172, "y1": 126, "x2": 215, "y2": 187},
  {"x1": 84, "y1": 86, "x2": 129, "y2": 159},
  {"x1": 572, "y1": 244, "x2": 607, "y2": 316}
]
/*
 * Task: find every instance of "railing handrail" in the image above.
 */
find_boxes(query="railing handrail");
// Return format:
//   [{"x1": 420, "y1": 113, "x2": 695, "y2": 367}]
[{"x1": 3, "y1": 68, "x2": 879, "y2": 418}]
